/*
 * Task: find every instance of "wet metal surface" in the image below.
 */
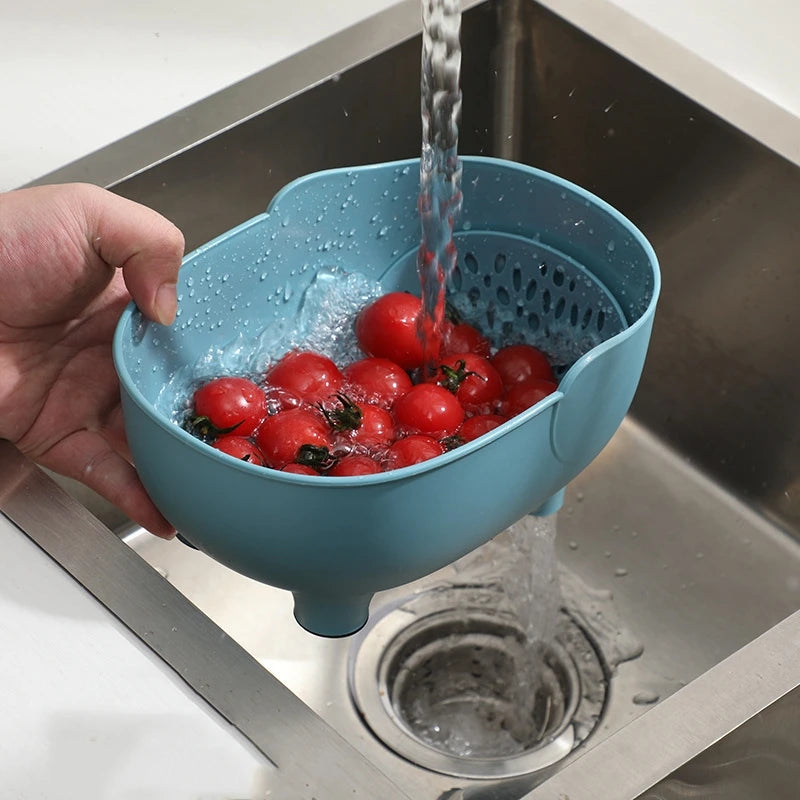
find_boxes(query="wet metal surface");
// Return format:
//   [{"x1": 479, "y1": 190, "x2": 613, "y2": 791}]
[{"x1": 125, "y1": 420, "x2": 800, "y2": 797}]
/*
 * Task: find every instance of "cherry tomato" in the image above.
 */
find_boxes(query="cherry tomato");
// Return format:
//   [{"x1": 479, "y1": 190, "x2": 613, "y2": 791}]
[
  {"x1": 211, "y1": 435, "x2": 265, "y2": 465},
  {"x1": 458, "y1": 414, "x2": 507, "y2": 443},
  {"x1": 321, "y1": 394, "x2": 396, "y2": 451},
  {"x1": 443, "y1": 321, "x2": 491, "y2": 357},
  {"x1": 393, "y1": 383, "x2": 465, "y2": 438},
  {"x1": 281, "y1": 463, "x2": 319, "y2": 476},
  {"x1": 264, "y1": 386, "x2": 304, "y2": 415},
  {"x1": 191, "y1": 376, "x2": 267, "y2": 437},
  {"x1": 355, "y1": 292, "x2": 425, "y2": 370},
  {"x1": 347, "y1": 403, "x2": 396, "y2": 450},
  {"x1": 327, "y1": 454, "x2": 382, "y2": 477},
  {"x1": 435, "y1": 352, "x2": 505, "y2": 414},
  {"x1": 491, "y1": 344, "x2": 554, "y2": 388},
  {"x1": 255, "y1": 408, "x2": 333, "y2": 469},
  {"x1": 384, "y1": 435, "x2": 444, "y2": 470},
  {"x1": 265, "y1": 350, "x2": 343, "y2": 403},
  {"x1": 504, "y1": 378, "x2": 558, "y2": 417},
  {"x1": 342, "y1": 357, "x2": 413, "y2": 408}
]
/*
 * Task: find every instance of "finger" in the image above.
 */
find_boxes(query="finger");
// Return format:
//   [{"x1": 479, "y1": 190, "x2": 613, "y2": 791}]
[
  {"x1": 81, "y1": 184, "x2": 185, "y2": 325},
  {"x1": 41, "y1": 429, "x2": 176, "y2": 539}
]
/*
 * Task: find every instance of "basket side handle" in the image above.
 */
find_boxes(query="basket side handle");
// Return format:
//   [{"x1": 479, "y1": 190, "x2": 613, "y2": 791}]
[{"x1": 550, "y1": 318, "x2": 655, "y2": 468}]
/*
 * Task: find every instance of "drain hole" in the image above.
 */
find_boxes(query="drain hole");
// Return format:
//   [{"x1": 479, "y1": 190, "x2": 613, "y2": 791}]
[
  {"x1": 349, "y1": 594, "x2": 609, "y2": 780},
  {"x1": 390, "y1": 623, "x2": 571, "y2": 758}
]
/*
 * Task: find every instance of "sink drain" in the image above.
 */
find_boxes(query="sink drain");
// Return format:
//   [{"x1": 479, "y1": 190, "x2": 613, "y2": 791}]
[{"x1": 348, "y1": 585, "x2": 608, "y2": 779}]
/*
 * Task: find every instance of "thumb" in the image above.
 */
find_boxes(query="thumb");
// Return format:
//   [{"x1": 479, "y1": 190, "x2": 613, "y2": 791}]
[{"x1": 86, "y1": 186, "x2": 185, "y2": 325}]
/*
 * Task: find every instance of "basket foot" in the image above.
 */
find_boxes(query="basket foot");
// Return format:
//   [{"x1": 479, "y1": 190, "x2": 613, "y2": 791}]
[
  {"x1": 292, "y1": 591, "x2": 372, "y2": 637},
  {"x1": 532, "y1": 488, "x2": 565, "y2": 517}
]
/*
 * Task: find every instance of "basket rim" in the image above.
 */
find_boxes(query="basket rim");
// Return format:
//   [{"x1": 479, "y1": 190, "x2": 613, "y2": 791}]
[{"x1": 113, "y1": 155, "x2": 659, "y2": 485}]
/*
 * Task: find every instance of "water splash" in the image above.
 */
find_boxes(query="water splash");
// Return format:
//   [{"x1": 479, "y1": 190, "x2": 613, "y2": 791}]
[
  {"x1": 156, "y1": 266, "x2": 383, "y2": 420},
  {"x1": 446, "y1": 515, "x2": 564, "y2": 748}
]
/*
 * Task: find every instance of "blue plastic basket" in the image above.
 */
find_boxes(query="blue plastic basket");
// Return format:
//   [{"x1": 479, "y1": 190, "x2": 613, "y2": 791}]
[{"x1": 114, "y1": 156, "x2": 660, "y2": 636}]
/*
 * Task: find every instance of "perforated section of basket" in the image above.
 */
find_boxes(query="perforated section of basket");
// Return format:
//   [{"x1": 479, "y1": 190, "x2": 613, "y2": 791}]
[{"x1": 447, "y1": 231, "x2": 627, "y2": 375}]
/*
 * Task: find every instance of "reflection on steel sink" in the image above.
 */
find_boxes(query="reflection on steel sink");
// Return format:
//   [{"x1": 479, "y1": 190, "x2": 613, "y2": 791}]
[
  {"x1": 124, "y1": 420, "x2": 800, "y2": 797},
  {"x1": 40, "y1": 0, "x2": 800, "y2": 795}
]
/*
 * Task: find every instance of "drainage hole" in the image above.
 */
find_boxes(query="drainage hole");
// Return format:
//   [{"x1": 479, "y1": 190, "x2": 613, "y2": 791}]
[{"x1": 389, "y1": 627, "x2": 571, "y2": 759}]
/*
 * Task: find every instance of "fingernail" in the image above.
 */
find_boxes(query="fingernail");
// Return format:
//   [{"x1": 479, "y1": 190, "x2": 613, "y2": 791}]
[{"x1": 154, "y1": 282, "x2": 177, "y2": 325}]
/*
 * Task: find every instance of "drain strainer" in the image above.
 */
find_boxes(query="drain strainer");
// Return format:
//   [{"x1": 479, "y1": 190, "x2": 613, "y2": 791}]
[{"x1": 348, "y1": 585, "x2": 608, "y2": 779}]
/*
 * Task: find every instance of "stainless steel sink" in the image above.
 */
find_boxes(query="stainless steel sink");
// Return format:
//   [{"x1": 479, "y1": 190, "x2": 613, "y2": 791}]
[
  {"x1": 120, "y1": 417, "x2": 800, "y2": 797},
  {"x1": 34, "y1": 0, "x2": 800, "y2": 797}
]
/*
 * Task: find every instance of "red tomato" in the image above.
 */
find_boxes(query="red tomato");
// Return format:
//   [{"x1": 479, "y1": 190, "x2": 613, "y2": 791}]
[
  {"x1": 435, "y1": 352, "x2": 505, "y2": 414},
  {"x1": 192, "y1": 376, "x2": 267, "y2": 437},
  {"x1": 327, "y1": 454, "x2": 382, "y2": 476},
  {"x1": 281, "y1": 463, "x2": 319, "y2": 476},
  {"x1": 491, "y1": 344, "x2": 554, "y2": 388},
  {"x1": 264, "y1": 386, "x2": 304, "y2": 415},
  {"x1": 393, "y1": 383, "x2": 466, "y2": 438},
  {"x1": 348, "y1": 403, "x2": 396, "y2": 450},
  {"x1": 458, "y1": 414, "x2": 507, "y2": 443},
  {"x1": 384, "y1": 435, "x2": 444, "y2": 470},
  {"x1": 255, "y1": 408, "x2": 333, "y2": 469},
  {"x1": 443, "y1": 321, "x2": 491, "y2": 357},
  {"x1": 355, "y1": 292, "x2": 425, "y2": 370},
  {"x1": 265, "y1": 350, "x2": 343, "y2": 403},
  {"x1": 342, "y1": 357, "x2": 413, "y2": 408},
  {"x1": 321, "y1": 394, "x2": 396, "y2": 450},
  {"x1": 504, "y1": 378, "x2": 558, "y2": 417},
  {"x1": 211, "y1": 435, "x2": 265, "y2": 465}
]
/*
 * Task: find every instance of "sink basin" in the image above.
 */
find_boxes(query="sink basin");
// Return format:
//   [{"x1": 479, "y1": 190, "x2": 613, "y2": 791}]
[
  {"x1": 36, "y1": 0, "x2": 800, "y2": 796},
  {"x1": 121, "y1": 416, "x2": 800, "y2": 796}
]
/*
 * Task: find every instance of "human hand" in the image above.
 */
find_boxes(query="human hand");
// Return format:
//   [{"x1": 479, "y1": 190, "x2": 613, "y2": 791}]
[{"x1": 0, "y1": 183, "x2": 184, "y2": 537}]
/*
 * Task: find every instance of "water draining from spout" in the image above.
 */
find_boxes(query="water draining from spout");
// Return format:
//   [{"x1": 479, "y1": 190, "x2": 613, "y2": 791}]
[{"x1": 445, "y1": 514, "x2": 564, "y2": 752}]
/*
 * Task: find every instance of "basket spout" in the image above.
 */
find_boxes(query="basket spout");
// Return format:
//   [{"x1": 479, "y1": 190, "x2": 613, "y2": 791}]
[{"x1": 292, "y1": 590, "x2": 372, "y2": 637}]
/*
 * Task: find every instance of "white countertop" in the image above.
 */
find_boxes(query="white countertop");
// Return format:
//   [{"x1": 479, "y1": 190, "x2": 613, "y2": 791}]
[
  {"x1": 0, "y1": 0, "x2": 400, "y2": 191},
  {"x1": 2, "y1": 0, "x2": 800, "y2": 191},
  {"x1": 0, "y1": 512, "x2": 272, "y2": 798}
]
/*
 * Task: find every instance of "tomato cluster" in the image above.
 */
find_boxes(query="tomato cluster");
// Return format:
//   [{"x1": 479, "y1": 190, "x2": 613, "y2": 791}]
[{"x1": 183, "y1": 291, "x2": 558, "y2": 476}]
